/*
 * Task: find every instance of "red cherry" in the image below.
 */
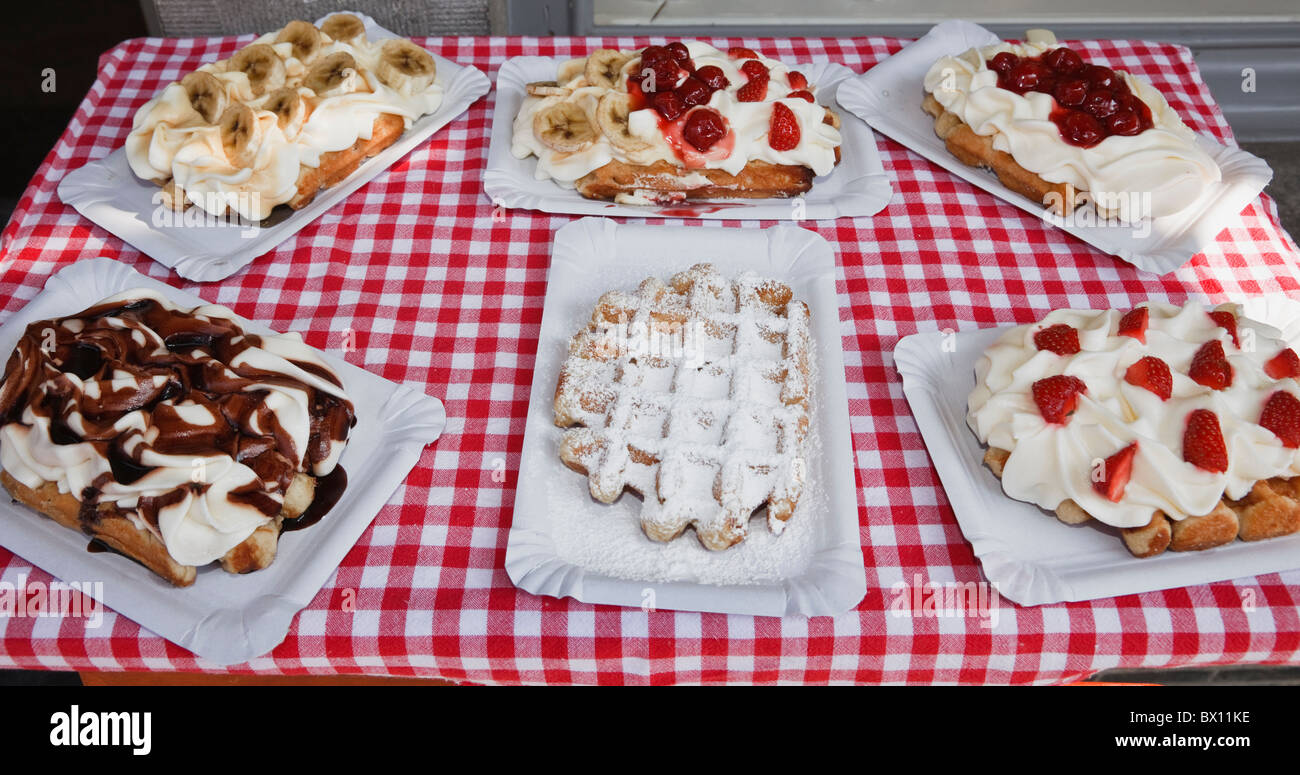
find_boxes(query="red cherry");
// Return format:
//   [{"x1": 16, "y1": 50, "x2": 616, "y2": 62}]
[
  {"x1": 1062, "y1": 111, "x2": 1103, "y2": 147},
  {"x1": 676, "y1": 76, "x2": 712, "y2": 107},
  {"x1": 1084, "y1": 90, "x2": 1119, "y2": 119},
  {"x1": 1106, "y1": 110, "x2": 1142, "y2": 136},
  {"x1": 1044, "y1": 47, "x2": 1084, "y2": 74},
  {"x1": 989, "y1": 52, "x2": 1019, "y2": 73},
  {"x1": 651, "y1": 90, "x2": 685, "y2": 121},
  {"x1": 1085, "y1": 65, "x2": 1119, "y2": 90},
  {"x1": 1005, "y1": 61, "x2": 1049, "y2": 93},
  {"x1": 694, "y1": 65, "x2": 729, "y2": 91},
  {"x1": 1053, "y1": 78, "x2": 1089, "y2": 108},
  {"x1": 640, "y1": 45, "x2": 671, "y2": 67},
  {"x1": 682, "y1": 108, "x2": 728, "y2": 152}
]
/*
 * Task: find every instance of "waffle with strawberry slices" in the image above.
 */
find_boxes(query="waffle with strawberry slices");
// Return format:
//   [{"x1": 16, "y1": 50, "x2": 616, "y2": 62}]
[
  {"x1": 511, "y1": 43, "x2": 843, "y2": 204},
  {"x1": 967, "y1": 302, "x2": 1300, "y2": 558}
]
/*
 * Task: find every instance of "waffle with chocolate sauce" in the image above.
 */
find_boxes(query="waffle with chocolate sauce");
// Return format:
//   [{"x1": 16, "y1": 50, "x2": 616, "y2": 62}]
[{"x1": 0, "y1": 290, "x2": 355, "y2": 586}]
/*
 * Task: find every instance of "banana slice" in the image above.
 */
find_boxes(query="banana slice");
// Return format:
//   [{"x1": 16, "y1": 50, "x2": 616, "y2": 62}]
[
  {"x1": 533, "y1": 100, "x2": 597, "y2": 153},
  {"x1": 585, "y1": 49, "x2": 630, "y2": 90},
  {"x1": 320, "y1": 13, "x2": 367, "y2": 45},
  {"x1": 303, "y1": 51, "x2": 359, "y2": 97},
  {"x1": 375, "y1": 39, "x2": 437, "y2": 95},
  {"x1": 228, "y1": 43, "x2": 287, "y2": 96},
  {"x1": 596, "y1": 92, "x2": 651, "y2": 154},
  {"x1": 217, "y1": 103, "x2": 257, "y2": 167},
  {"x1": 180, "y1": 71, "x2": 228, "y2": 124},
  {"x1": 275, "y1": 20, "x2": 324, "y2": 63},
  {"x1": 262, "y1": 86, "x2": 308, "y2": 134},
  {"x1": 556, "y1": 57, "x2": 587, "y2": 84},
  {"x1": 527, "y1": 81, "x2": 573, "y2": 97}
]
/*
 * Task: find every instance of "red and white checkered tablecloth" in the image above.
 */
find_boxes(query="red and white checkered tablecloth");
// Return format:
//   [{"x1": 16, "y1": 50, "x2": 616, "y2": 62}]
[{"x1": 1, "y1": 33, "x2": 1298, "y2": 684}]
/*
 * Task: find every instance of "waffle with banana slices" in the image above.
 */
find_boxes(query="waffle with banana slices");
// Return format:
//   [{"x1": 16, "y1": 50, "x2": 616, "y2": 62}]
[
  {"x1": 125, "y1": 13, "x2": 443, "y2": 221},
  {"x1": 553, "y1": 264, "x2": 813, "y2": 550},
  {"x1": 512, "y1": 43, "x2": 843, "y2": 205}
]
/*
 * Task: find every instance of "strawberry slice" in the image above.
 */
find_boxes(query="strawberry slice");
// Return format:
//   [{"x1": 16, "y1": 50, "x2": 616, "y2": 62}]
[
  {"x1": 1260, "y1": 391, "x2": 1300, "y2": 448},
  {"x1": 1032, "y1": 375, "x2": 1087, "y2": 425},
  {"x1": 787, "y1": 89, "x2": 816, "y2": 103},
  {"x1": 1265, "y1": 348, "x2": 1300, "y2": 380},
  {"x1": 1092, "y1": 442, "x2": 1138, "y2": 503},
  {"x1": 1033, "y1": 324, "x2": 1081, "y2": 356},
  {"x1": 1116, "y1": 307, "x2": 1148, "y2": 343},
  {"x1": 1208, "y1": 310, "x2": 1239, "y2": 347},
  {"x1": 787, "y1": 70, "x2": 808, "y2": 90},
  {"x1": 728, "y1": 46, "x2": 759, "y2": 59},
  {"x1": 1124, "y1": 356, "x2": 1173, "y2": 401},
  {"x1": 768, "y1": 102, "x2": 801, "y2": 151},
  {"x1": 1188, "y1": 340, "x2": 1233, "y2": 390},
  {"x1": 736, "y1": 73, "x2": 769, "y2": 102},
  {"x1": 741, "y1": 59, "x2": 769, "y2": 79},
  {"x1": 1183, "y1": 409, "x2": 1228, "y2": 473}
]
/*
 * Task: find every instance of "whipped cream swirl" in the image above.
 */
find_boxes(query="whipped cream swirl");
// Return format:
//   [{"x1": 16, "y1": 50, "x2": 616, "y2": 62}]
[
  {"x1": 0, "y1": 289, "x2": 355, "y2": 566},
  {"x1": 967, "y1": 302, "x2": 1300, "y2": 528}
]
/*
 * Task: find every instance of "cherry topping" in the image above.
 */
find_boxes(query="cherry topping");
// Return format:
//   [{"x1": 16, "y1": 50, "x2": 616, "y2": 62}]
[
  {"x1": 1084, "y1": 90, "x2": 1120, "y2": 119},
  {"x1": 651, "y1": 90, "x2": 685, "y2": 121},
  {"x1": 682, "y1": 108, "x2": 728, "y2": 152},
  {"x1": 1104, "y1": 110, "x2": 1139, "y2": 135},
  {"x1": 665, "y1": 42, "x2": 692, "y2": 65},
  {"x1": 1004, "y1": 61, "x2": 1050, "y2": 94},
  {"x1": 1061, "y1": 111, "x2": 1104, "y2": 147},
  {"x1": 1053, "y1": 78, "x2": 1089, "y2": 108},
  {"x1": 695, "y1": 65, "x2": 729, "y2": 91},
  {"x1": 1044, "y1": 47, "x2": 1085, "y2": 74},
  {"x1": 676, "y1": 76, "x2": 712, "y2": 107},
  {"x1": 1085, "y1": 64, "x2": 1119, "y2": 90},
  {"x1": 989, "y1": 52, "x2": 1019, "y2": 73}
]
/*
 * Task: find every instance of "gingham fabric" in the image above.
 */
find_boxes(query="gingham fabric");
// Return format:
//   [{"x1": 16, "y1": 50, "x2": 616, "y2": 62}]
[{"x1": 1, "y1": 34, "x2": 1298, "y2": 685}]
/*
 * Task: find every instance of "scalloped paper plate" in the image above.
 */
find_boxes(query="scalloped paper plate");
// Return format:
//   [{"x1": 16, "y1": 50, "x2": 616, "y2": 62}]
[
  {"x1": 0, "y1": 258, "x2": 446, "y2": 664},
  {"x1": 484, "y1": 56, "x2": 892, "y2": 220},
  {"x1": 505, "y1": 218, "x2": 866, "y2": 617},
  {"x1": 895, "y1": 297, "x2": 1300, "y2": 606},
  {"x1": 836, "y1": 19, "x2": 1273, "y2": 275},
  {"x1": 57, "y1": 12, "x2": 491, "y2": 283}
]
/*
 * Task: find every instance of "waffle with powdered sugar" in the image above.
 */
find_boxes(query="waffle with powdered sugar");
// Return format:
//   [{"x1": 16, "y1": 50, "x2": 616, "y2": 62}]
[{"x1": 553, "y1": 264, "x2": 812, "y2": 550}]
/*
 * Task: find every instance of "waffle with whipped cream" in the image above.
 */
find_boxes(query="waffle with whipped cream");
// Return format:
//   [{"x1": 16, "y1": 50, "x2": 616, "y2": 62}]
[
  {"x1": 0, "y1": 289, "x2": 356, "y2": 586},
  {"x1": 126, "y1": 13, "x2": 443, "y2": 221},
  {"x1": 511, "y1": 43, "x2": 843, "y2": 205},
  {"x1": 967, "y1": 302, "x2": 1300, "y2": 557},
  {"x1": 922, "y1": 29, "x2": 1221, "y2": 222},
  {"x1": 553, "y1": 264, "x2": 812, "y2": 550}
]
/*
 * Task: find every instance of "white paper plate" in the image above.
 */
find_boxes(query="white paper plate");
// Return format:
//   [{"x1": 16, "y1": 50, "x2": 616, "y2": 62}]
[
  {"x1": 505, "y1": 218, "x2": 866, "y2": 617},
  {"x1": 484, "y1": 56, "x2": 892, "y2": 220},
  {"x1": 0, "y1": 258, "x2": 447, "y2": 664},
  {"x1": 894, "y1": 296, "x2": 1300, "y2": 606},
  {"x1": 57, "y1": 12, "x2": 491, "y2": 283},
  {"x1": 836, "y1": 20, "x2": 1273, "y2": 275}
]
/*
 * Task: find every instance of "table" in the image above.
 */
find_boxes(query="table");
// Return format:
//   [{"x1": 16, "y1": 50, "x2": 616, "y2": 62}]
[{"x1": 1, "y1": 32, "x2": 1298, "y2": 685}]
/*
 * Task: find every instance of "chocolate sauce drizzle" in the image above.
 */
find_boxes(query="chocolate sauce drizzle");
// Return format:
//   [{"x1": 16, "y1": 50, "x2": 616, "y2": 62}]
[{"x1": 0, "y1": 294, "x2": 356, "y2": 539}]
